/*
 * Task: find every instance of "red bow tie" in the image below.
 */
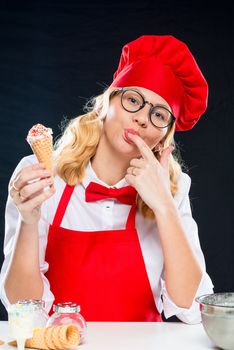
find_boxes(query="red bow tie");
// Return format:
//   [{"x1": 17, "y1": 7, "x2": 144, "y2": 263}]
[{"x1": 85, "y1": 182, "x2": 137, "y2": 205}]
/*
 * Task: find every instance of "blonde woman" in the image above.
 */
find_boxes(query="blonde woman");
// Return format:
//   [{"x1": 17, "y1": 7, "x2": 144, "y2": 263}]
[{"x1": 0, "y1": 35, "x2": 214, "y2": 323}]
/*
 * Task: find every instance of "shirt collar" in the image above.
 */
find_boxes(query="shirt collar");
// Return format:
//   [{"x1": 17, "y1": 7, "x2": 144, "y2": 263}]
[{"x1": 82, "y1": 161, "x2": 129, "y2": 189}]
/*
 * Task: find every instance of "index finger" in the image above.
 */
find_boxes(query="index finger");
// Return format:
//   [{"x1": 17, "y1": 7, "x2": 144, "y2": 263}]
[
  {"x1": 127, "y1": 133, "x2": 155, "y2": 160},
  {"x1": 10, "y1": 164, "x2": 51, "y2": 190}
]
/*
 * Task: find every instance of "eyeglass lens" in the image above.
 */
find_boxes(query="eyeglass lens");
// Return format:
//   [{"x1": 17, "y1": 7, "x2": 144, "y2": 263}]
[{"x1": 121, "y1": 89, "x2": 173, "y2": 128}]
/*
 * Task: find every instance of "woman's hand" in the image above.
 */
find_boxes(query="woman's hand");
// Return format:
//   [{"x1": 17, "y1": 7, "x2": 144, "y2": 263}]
[
  {"x1": 9, "y1": 163, "x2": 55, "y2": 225},
  {"x1": 125, "y1": 133, "x2": 174, "y2": 213}
]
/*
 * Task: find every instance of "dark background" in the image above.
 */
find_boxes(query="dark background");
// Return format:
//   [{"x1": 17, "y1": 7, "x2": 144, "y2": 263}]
[{"x1": 0, "y1": 0, "x2": 233, "y2": 321}]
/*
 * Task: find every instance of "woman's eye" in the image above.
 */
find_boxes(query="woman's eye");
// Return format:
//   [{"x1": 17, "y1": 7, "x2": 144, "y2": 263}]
[
  {"x1": 153, "y1": 112, "x2": 165, "y2": 120},
  {"x1": 129, "y1": 97, "x2": 139, "y2": 105}
]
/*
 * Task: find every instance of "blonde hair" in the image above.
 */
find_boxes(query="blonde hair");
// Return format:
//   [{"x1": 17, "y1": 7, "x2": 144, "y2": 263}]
[{"x1": 54, "y1": 87, "x2": 183, "y2": 220}]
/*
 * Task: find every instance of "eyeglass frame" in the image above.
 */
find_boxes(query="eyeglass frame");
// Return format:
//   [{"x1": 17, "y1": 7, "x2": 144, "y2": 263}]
[{"x1": 110, "y1": 87, "x2": 176, "y2": 129}]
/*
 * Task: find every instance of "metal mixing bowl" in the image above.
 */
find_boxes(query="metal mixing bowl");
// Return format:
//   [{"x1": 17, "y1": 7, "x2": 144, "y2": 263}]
[{"x1": 196, "y1": 293, "x2": 234, "y2": 350}]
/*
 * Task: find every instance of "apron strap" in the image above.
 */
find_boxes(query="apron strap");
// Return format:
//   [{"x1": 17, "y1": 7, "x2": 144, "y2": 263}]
[
  {"x1": 52, "y1": 184, "x2": 75, "y2": 227},
  {"x1": 126, "y1": 203, "x2": 137, "y2": 230}
]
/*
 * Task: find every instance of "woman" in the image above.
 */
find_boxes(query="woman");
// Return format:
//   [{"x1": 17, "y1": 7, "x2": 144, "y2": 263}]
[{"x1": 0, "y1": 35, "x2": 214, "y2": 323}]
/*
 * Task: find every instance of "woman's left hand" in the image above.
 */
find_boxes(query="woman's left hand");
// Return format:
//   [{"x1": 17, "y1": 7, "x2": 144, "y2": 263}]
[{"x1": 125, "y1": 133, "x2": 174, "y2": 212}]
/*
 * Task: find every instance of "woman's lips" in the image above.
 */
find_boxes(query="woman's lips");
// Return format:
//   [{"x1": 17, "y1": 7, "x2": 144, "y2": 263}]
[{"x1": 123, "y1": 129, "x2": 140, "y2": 143}]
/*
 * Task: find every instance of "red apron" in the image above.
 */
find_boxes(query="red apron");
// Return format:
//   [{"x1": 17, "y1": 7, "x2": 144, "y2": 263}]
[{"x1": 45, "y1": 184, "x2": 162, "y2": 321}]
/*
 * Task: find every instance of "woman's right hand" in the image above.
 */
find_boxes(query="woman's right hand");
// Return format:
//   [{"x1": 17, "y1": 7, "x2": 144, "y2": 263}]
[{"x1": 9, "y1": 163, "x2": 55, "y2": 225}]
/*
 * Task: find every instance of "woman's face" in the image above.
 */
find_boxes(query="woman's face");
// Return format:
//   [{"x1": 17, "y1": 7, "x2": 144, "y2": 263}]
[{"x1": 102, "y1": 86, "x2": 173, "y2": 158}]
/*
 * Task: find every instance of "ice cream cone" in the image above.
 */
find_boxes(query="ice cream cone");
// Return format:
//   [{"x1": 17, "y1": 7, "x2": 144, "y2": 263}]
[
  {"x1": 8, "y1": 325, "x2": 80, "y2": 350},
  {"x1": 0, "y1": 340, "x2": 4, "y2": 345},
  {"x1": 44, "y1": 327, "x2": 55, "y2": 349},
  {"x1": 31, "y1": 138, "x2": 53, "y2": 174},
  {"x1": 26, "y1": 123, "x2": 54, "y2": 175},
  {"x1": 8, "y1": 340, "x2": 17, "y2": 346},
  {"x1": 58, "y1": 325, "x2": 80, "y2": 349},
  {"x1": 51, "y1": 326, "x2": 64, "y2": 349},
  {"x1": 9, "y1": 328, "x2": 50, "y2": 350},
  {"x1": 26, "y1": 327, "x2": 49, "y2": 350}
]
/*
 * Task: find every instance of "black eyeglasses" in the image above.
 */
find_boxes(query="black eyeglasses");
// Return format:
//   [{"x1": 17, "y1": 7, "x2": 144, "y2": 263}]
[{"x1": 111, "y1": 88, "x2": 175, "y2": 129}]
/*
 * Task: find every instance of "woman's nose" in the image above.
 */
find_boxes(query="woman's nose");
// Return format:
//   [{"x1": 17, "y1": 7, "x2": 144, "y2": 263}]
[{"x1": 132, "y1": 109, "x2": 149, "y2": 127}]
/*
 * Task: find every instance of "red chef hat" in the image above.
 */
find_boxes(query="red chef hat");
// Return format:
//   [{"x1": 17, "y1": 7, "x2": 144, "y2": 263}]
[{"x1": 110, "y1": 35, "x2": 208, "y2": 131}]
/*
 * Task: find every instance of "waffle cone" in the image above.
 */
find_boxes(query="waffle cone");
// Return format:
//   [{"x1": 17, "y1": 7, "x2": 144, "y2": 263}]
[
  {"x1": 8, "y1": 325, "x2": 80, "y2": 350},
  {"x1": 58, "y1": 325, "x2": 80, "y2": 349},
  {"x1": 31, "y1": 138, "x2": 53, "y2": 174},
  {"x1": 8, "y1": 340, "x2": 17, "y2": 346},
  {"x1": 0, "y1": 340, "x2": 4, "y2": 345},
  {"x1": 44, "y1": 327, "x2": 55, "y2": 349},
  {"x1": 50, "y1": 326, "x2": 64, "y2": 349},
  {"x1": 26, "y1": 327, "x2": 49, "y2": 350}
]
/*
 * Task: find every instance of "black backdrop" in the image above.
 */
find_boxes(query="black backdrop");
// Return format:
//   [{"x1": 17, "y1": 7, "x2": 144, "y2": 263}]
[{"x1": 0, "y1": 0, "x2": 234, "y2": 321}]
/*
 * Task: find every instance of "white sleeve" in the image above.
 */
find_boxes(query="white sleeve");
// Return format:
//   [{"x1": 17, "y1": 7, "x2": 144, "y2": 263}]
[
  {"x1": 161, "y1": 172, "x2": 214, "y2": 324},
  {"x1": 0, "y1": 155, "x2": 54, "y2": 313}
]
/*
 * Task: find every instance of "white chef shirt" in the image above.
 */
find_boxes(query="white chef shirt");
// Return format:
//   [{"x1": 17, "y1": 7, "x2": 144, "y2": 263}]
[{"x1": 0, "y1": 154, "x2": 214, "y2": 324}]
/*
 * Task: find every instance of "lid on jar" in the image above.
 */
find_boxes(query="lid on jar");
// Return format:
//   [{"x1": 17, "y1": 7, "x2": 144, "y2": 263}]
[
  {"x1": 18, "y1": 299, "x2": 45, "y2": 308},
  {"x1": 53, "y1": 302, "x2": 81, "y2": 313}
]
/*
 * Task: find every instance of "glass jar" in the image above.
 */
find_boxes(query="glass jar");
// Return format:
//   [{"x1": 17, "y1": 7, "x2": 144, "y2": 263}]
[
  {"x1": 46, "y1": 302, "x2": 87, "y2": 344},
  {"x1": 17, "y1": 299, "x2": 49, "y2": 328},
  {"x1": 8, "y1": 302, "x2": 35, "y2": 342}
]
